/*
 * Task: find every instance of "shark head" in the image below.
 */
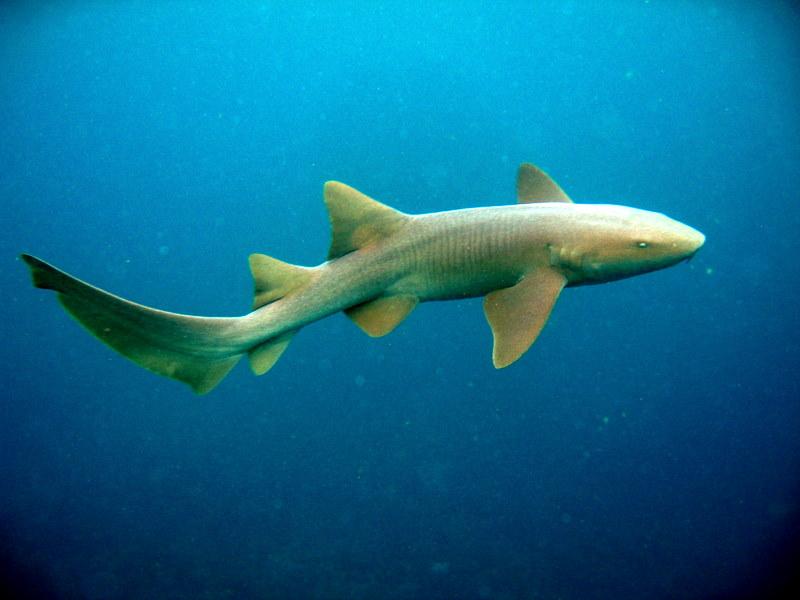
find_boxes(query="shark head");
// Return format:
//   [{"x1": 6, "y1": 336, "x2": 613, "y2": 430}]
[{"x1": 562, "y1": 205, "x2": 705, "y2": 285}]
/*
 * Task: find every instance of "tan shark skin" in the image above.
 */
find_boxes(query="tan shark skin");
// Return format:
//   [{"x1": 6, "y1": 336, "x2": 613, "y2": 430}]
[{"x1": 21, "y1": 163, "x2": 705, "y2": 393}]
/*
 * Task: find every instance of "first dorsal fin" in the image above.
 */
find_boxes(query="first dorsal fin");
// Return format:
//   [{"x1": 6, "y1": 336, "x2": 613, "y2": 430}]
[
  {"x1": 324, "y1": 181, "x2": 410, "y2": 260},
  {"x1": 249, "y1": 253, "x2": 315, "y2": 309},
  {"x1": 516, "y1": 163, "x2": 572, "y2": 204}
]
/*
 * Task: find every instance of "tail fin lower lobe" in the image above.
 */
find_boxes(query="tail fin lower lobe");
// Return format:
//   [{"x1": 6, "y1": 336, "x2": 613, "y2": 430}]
[{"x1": 21, "y1": 254, "x2": 242, "y2": 394}]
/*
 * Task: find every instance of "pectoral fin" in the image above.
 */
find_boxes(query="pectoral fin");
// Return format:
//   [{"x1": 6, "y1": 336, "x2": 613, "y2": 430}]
[
  {"x1": 346, "y1": 295, "x2": 418, "y2": 337},
  {"x1": 516, "y1": 163, "x2": 572, "y2": 204},
  {"x1": 483, "y1": 269, "x2": 566, "y2": 368}
]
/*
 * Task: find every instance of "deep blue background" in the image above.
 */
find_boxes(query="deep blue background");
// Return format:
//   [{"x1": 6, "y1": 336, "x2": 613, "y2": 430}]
[{"x1": 2, "y1": 2, "x2": 799, "y2": 599}]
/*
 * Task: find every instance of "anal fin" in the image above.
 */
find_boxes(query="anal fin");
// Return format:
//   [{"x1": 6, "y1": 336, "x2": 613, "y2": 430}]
[{"x1": 248, "y1": 330, "x2": 296, "y2": 375}]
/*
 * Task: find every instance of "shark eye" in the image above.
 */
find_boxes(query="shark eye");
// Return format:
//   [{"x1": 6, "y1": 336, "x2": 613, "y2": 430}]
[{"x1": 637, "y1": 242, "x2": 649, "y2": 249}]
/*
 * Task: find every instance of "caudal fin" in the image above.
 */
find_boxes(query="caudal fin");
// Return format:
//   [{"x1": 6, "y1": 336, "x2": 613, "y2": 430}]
[{"x1": 21, "y1": 254, "x2": 244, "y2": 394}]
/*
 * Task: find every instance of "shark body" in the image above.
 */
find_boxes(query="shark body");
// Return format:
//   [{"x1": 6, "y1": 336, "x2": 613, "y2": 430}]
[{"x1": 22, "y1": 163, "x2": 704, "y2": 393}]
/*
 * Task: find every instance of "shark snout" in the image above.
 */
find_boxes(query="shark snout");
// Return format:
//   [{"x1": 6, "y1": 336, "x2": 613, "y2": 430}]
[
  {"x1": 672, "y1": 225, "x2": 705, "y2": 264},
  {"x1": 662, "y1": 215, "x2": 705, "y2": 255},
  {"x1": 689, "y1": 226, "x2": 705, "y2": 252},
  {"x1": 684, "y1": 226, "x2": 705, "y2": 255}
]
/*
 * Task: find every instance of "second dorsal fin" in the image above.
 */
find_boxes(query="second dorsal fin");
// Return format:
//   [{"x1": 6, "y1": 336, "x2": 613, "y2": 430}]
[
  {"x1": 324, "y1": 181, "x2": 410, "y2": 260},
  {"x1": 516, "y1": 163, "x2": 572, "y2": 204},
  {"x1": 249, "y1": 253, "x2": 315, "y2": 309}
]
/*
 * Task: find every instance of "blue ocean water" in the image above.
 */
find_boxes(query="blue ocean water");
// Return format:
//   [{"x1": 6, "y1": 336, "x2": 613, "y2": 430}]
[{"x1": 2, "y1": 2, "x2": 799, "y2": 598}]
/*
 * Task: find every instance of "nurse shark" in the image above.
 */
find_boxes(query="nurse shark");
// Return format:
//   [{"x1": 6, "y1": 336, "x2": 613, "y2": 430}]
[{"x1": 21, "y1": 163, "x2": 705, "y2": 393}]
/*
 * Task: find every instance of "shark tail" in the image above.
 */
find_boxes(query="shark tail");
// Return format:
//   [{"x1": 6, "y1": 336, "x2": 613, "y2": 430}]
[
  {"x1": 21, "y1": 254, "x2": 247, "y2": 394},
  {"x1": 21, "y1": 180, "x2": 411, "y2": 393}
]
